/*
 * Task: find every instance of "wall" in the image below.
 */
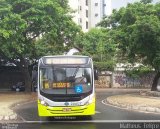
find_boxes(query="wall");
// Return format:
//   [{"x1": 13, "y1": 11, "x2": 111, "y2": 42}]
[
  {"x1": 95, "y1": 75, "x2": 111, "y2": 88},
  {"x1": 95, "y1": 71, "x2": 155, "y2": 88},
  {"x1": 113, "y1": 71, "x2": 155, "y2": 88}
]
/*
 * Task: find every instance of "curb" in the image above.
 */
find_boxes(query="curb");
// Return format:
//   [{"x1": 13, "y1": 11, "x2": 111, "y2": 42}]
[
  {"x1": 106, "y1": 98, "x2": 160, "y2": 114},
  {"x1": 0, "y1": 114, "x2": 17, "y2": 121},
  {"x1": 0, "y1": 100, "x2": 36, "y2": 121}
]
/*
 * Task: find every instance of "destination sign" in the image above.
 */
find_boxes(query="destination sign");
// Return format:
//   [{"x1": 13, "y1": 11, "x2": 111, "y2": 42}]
[
  {"x1": 52, "y1": 83, "x2": 71, "y2": 88},
  {"x1": 44, "y1": 57, "x2": 87, "y2": 65}
]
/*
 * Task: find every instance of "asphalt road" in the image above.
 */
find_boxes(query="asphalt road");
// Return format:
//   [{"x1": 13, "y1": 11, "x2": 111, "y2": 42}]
[{"x1": 12, "y1": 89, "x2": 160, "y2": 129}]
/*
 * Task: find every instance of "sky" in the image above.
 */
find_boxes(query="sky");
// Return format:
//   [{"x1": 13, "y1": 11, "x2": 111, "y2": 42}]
[
  {"x1": 111, "y1": 0, "x2": 139, "y2": 10},
  {"x1": 111, "y1": 0, "x2": 159, "y2": 11},
  {"x1": 68, "y1": 0, "x2": 78, "y2": 10}
]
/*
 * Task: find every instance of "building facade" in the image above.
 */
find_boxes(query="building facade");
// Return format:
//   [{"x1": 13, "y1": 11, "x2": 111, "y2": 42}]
[{"x1": 69, "y1": 0, "x2": 111, "y2": 32}]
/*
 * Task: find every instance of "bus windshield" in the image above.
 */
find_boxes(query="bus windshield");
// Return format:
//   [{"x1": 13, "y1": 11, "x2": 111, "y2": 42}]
[{"x1": 39, "y1": 67, "x2": 92, "y2": 95}]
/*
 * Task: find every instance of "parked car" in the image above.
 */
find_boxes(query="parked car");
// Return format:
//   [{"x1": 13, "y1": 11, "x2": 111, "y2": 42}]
[
  {"x1": 11, "y1": 82, "x2": 25, "y2": 92},
  {"x1": 11, "y1": 81, "x2": 37, "y2": 92}
]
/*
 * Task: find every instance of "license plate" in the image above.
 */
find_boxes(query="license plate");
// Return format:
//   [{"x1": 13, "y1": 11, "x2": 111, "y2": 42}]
[{"x1": 63, "y1": 108, "x2": 71, "y2": 112}]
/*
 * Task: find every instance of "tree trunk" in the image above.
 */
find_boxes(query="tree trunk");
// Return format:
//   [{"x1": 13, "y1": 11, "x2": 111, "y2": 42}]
[
  {"x1": 20, "y1": 58, "x2": 32, "y2": 92},
  {"x1": 23, "y1": 67, "x2": 32, "y2": 92},
  {"x1": 151, "y1": 71, "x2": 160, "y2": 91}
]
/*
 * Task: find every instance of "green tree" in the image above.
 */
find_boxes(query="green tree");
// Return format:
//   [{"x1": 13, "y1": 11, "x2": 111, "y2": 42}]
[
  {"x1": 141, "y1": 0, "x2": 152, "y2": 4},
  {"x1": 99, "y1": 2, "x2": 160, "y2": 90},
  {"x1": 0, "y1": 0, "x2": 80, "y2": 91},
  {"x1": 75, "y1": 28, "x2": 117, "y2": 71}
]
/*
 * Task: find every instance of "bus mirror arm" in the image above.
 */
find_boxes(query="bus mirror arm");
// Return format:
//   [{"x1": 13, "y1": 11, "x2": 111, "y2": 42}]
[{"x1": 94, "y1": 69, "x2": 98, "y2": 80}]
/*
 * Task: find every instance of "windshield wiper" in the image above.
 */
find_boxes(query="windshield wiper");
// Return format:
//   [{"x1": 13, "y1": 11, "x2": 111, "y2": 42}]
[{"x1": 73, "y1": 66, "x2": 80, "y2": 77}]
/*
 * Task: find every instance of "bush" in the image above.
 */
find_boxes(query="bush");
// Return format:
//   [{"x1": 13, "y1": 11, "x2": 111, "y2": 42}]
[
  {"x1": 94, "y1": 61, "x2": 115, "y2": 71},
  {"x1": 125, "y1": 66, "x2": 153, "y2": 78}
]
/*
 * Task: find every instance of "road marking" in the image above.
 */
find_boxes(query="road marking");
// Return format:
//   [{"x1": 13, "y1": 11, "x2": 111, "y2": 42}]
[{"x1": 23, "y1": 120, "x2": 160, "y2": 123}]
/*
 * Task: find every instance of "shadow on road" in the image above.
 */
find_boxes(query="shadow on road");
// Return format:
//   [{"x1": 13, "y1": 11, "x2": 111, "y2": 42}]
[{"x1": 40, "y1": 116, "x2": 93, "y2": 121}]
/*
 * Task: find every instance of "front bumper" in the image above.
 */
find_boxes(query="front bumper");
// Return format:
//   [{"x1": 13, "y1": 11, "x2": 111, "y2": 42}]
[{"x1": 38, "y1": 101, "x2": 95, "y2": 117}]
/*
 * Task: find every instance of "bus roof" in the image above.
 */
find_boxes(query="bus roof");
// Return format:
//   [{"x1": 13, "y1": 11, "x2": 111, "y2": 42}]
[
  {"x1": 39, "y1": 55, "x2": 92, "y2": 66},
  {"x1": 41, "y1": 55, "x2": 90, "y2": 58}
]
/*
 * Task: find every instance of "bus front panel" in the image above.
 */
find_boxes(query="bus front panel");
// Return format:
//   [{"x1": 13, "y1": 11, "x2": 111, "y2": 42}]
[
  {"x1": 38, "y1": 95, "x2": 95, "y2": 116},
  {"x1": 38, "y1": 66, "x2": 95, "y2": 117}
]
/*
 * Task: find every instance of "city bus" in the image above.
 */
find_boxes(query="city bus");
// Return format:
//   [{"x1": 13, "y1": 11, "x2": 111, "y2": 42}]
[{"x1": 37, "y1": 55, "x2": 98, "y2": 119}]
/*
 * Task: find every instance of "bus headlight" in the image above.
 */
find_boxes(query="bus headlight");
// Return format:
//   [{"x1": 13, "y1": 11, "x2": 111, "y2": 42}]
[
  {"x1": 39, "y1": 99, "x2": 49, "y2": 106},
  {"x1": 88, "y1": 98, "x2": 93, "y2": 104},
  {"x1": 84, "y1": 95, "x2": 95, "y2": 105}
]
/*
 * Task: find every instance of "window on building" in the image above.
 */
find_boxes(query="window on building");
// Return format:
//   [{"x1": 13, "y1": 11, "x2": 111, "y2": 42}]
[
  {"x1": 86, "y1": 0, "x2": 88, "y2": 6},
  {"x1": 79, "y1": 6, "x2": 82, "y2": 10},
  {"x1": 79, "y1": 18, "x2": 82, "y2": 23},
  {"x1": 86, "y1": 10, "x2": 88, "y2": 17},
  {"x1": 95, "y1": 13, "x2": 98, "y2": 17},
  {"x1": 95, "y1": 3, "x2": 98, "y2": 6},
  {"x1": 86, "y1": 21, "x2": 88, "y2": 29}
]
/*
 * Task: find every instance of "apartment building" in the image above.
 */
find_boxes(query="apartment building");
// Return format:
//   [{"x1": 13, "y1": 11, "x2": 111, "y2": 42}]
[{"x1": 69, "y1": 0, "x2": 111, "y2": 32}]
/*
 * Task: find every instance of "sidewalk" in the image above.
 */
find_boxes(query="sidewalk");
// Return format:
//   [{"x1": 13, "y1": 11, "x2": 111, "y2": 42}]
[
  {"x1": 0, "y1": 92, "x2": 37, "y2": 121},
  {"x1": 105, "y1": 90, "x2": 160, "y2": 114}
]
